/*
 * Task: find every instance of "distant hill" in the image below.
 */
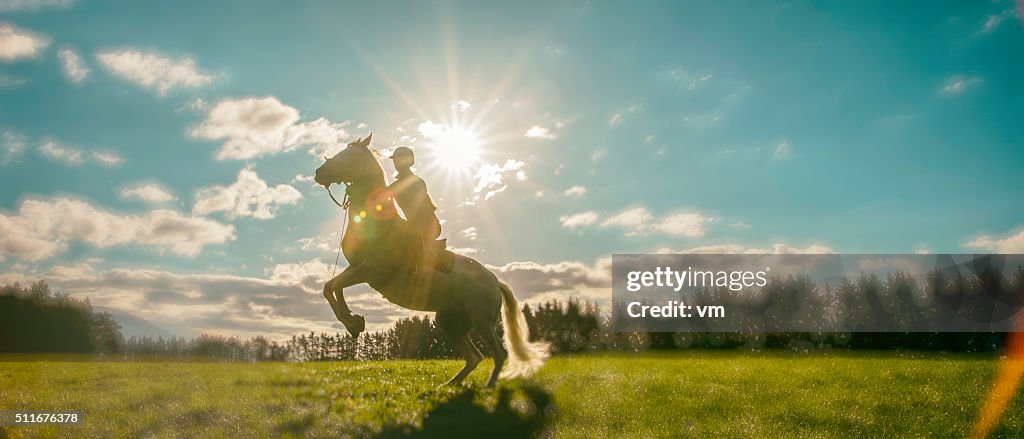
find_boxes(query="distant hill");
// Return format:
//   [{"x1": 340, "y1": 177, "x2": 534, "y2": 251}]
[{"x1": 96, "y1": 307, "x2": 176, "y2": 339}]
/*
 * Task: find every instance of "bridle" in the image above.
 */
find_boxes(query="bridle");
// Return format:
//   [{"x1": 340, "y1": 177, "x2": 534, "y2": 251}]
[
  {"x1": 322, "y1": 145, "x2": 384, "y2": 210},
  {"x1": 323, "y1": 144, "x2": 385, "y2": 278}
]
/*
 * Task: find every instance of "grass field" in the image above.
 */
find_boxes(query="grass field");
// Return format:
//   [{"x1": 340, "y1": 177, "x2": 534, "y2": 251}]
[{"x1": 1, "y1": 351, "x2": 1022, "y2": 438}]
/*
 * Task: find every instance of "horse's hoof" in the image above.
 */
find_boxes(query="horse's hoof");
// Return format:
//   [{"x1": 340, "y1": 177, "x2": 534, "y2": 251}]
[{"x1": 343, "y1": 314, "x2": 365, "y2": 338}]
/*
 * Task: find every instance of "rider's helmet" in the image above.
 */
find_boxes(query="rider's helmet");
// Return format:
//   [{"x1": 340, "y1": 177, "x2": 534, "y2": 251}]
[{"x1": 390, "y1": 146, "x2": 415, "y2": 168}]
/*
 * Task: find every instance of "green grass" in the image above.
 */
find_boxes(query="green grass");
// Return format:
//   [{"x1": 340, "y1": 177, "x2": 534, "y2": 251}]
[{"x1": 1, "y1": 351, "x2": 1022, "y2": 438}]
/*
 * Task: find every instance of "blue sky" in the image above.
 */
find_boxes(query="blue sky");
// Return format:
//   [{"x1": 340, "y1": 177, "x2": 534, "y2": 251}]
[{"x1": 1, "y1": 0, "x2": 1022, "y2": 337}]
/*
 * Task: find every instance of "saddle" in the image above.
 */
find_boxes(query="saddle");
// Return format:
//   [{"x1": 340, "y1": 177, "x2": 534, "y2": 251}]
[{"x1": 397, "y1": 221, "x2": 454, "y2": 274}]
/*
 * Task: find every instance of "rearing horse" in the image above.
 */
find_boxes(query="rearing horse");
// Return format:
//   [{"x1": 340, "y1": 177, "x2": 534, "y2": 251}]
[{"x1": 313, "y1": 135, "x2": 547, "y2": 386}]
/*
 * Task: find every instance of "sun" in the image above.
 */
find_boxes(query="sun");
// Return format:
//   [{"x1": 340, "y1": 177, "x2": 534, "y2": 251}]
[{"x1": 422, "y1": 124, "x2": 482, "y2": 173}]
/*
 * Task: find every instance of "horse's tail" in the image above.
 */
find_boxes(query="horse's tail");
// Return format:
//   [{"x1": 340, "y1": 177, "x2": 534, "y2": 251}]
[{"x1": 498, "y1": 280, "x2": 549, "y2": 379}]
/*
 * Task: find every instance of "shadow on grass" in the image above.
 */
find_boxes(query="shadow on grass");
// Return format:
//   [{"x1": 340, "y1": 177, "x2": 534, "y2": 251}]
[
  {"x1": 275, "y1": 412, "x2": 318, "y2": 437},
  {"x1": 376, "y1": 385, "x2": 554, "y2": 438}
]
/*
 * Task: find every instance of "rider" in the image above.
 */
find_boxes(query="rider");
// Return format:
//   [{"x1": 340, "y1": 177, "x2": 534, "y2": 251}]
[{"x1": 387, "y1": 147, "x2": 442, "y2": 274}]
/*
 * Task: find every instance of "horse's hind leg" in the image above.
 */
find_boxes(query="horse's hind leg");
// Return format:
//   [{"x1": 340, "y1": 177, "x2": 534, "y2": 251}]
[
  {"x1": 478, "y1": 326, "x2": 507, "y2": 387},
  {"x1": 436, "y1": 310, "x2": 482, "y2": 386},
  {"x1": 465, "y1": 296, "x2": 506, "y2": 387}
]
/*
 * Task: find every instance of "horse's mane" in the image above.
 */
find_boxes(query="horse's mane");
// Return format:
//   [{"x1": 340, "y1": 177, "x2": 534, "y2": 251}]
[{"x1": 355, "y1": 145, "x2": 387, "y2": 189}]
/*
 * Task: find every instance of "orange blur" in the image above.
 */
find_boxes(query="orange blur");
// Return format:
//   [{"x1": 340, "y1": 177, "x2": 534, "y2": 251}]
[{"x1": 970, "y1": 320, "x2": 1024, "y2": 438}]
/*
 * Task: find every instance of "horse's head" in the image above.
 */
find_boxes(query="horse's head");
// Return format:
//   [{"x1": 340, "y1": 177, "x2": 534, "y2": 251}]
[{"x1": 314, "y1": 134, "x2": 384, "y2": 188}]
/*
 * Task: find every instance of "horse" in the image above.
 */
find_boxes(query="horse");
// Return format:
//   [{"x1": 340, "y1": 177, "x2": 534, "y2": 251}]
[{"x1": 313, "y1": 134, "x2": 548, "y2": 386}]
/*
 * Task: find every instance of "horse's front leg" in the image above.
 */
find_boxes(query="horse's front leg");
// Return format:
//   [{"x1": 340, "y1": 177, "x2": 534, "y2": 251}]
[{"x1": 322, "y1": 263, "x2": 371, "y2": 338}]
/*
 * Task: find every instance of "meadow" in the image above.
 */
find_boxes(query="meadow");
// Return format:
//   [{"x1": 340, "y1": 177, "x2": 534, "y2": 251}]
[{"x1": 1, "y1": 351, "x2": 1022, "y2": 438}]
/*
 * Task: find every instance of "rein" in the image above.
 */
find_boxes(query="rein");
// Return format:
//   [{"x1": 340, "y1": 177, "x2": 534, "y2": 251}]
[
  {"x1": 326, "y1": 185, "x2": 350, "y2": 279},
  {"x1": 327, "y1": 185, "x2": 349, "y2": 209}
]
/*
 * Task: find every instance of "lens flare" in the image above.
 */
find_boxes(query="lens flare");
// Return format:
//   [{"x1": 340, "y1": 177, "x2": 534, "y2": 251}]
[{"x1": 971, "y1": 317, "x2": 1024, "y2": 438}]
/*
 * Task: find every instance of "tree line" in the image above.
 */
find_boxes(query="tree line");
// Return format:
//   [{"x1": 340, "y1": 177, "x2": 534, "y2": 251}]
[
  {"x1": 0, "y1": 280, "x2": 123, "y2": 353},
  {"x1": 2, "y1": 263, "x2": 1022, "y2": 360},
  {"x1": 117, "y1": 300, "x2": 603, "y2": 362}
]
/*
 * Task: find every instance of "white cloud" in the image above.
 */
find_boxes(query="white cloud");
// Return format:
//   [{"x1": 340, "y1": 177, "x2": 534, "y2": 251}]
[
  {"x1": 524, "y1": 125, "x2": 557, "y2": 139},
  {"x1": 571, "y1": 208, "x2": 718, "y2": 237},
  {"x1": 688, "y1": 74, "x2": 713, "y2": 90},
  {"x1": 460, "y1": 226, "x2": 478, "y2": 240},
  {"x1": 2, "y1": 131, "x2": 26, "y2": 164},
  {"x1": 0, "y1": 0, "x2": 73, "y2": 12},
  {"x1": 0, "y1": 73, "x2": 26, "y2": 87},
  {"x1": 774, "y1": 140, "x2": 791, "y2": 159},
  {"x1": 964, "y1": 228, "x2": 1024, "y2": 253},
  {"x1": 120, "y1": 183, "x2": 175, "y2": 203},
  {"x1": 186, "y1": 97, "x2": 207, "y2": 112},
  {"x1": 38, "y1": 140, "x2": 122, "y2": 167},
  {"x1": 0, "y1": 197, "x2": 235, "y2": 261},
  {"x1": 295, "y1": 230, "x2": 340, "y2": 253},
  {"x1": 473, "y1": 159, "x2": 527, "y2": 198},
  {"x1": 681, "y1": 113, "x2": 722, "y2": 127},
  {"x1": 190, "y1": 97, "x2": 351, "y2": 160},
  {"x1": 58, "y1": 47, "x2": 89, "y2": 83},
  {"x1": 981, "y1": 9, "x2": 1015, "y2": 33},
  {"x1": 267, "y1": 257, "x2": 332, "y2": 286},
  {"x1": 560, "y1": 211, "x2": 599, "y2": 229},
  {"x1": 730, "y1": 222, "x2": 751, "y2": 229},
  {"x1": 609, "y1": 113, "x2": 623, "y2": 126},
  {"x1": 483, "y1": 185, "x2": 507, "y2": 200},
  {"x1": 563, "y1": 186, "x2": 587, "y2": 197},
  {"x1": 939, "y1": 75, "x2": 982, "y2": 96},
  {"x1": 91, "y1": 150, "x2": 123, "y2": 167},
  {"x1": 193, "y1": 167, "x2": 303, "y2": 220},
  {"x1": 0, "y1": 23, "x2": 49, "y2": 62},
  {"x1": 659, "y1": 243, "x2": 836, "y2": 255},
  {"x1": 292, "y1": 174, "x2": 318, "y2": 187},
  {"x1": 487, "y1": 258, "x2": 611, "y2": 303},
  {"x1": 665, "y1": 68, "x2": 716, "y2": 91},
  {"x1": 95, "y1": 49, "x2": 215, "y2": 95},
  {"x1": 299, "y1": 118, "x2": 357, "y2": 159},
  {"x1": 194, "y1": 97, "x2": 298, "y2": 150},
  {"x1": 600, "y1": 207, "x2": 652, "y2": 235},
  {"x1": 448, "y1": 246, "x2": 478, "y2": 254},
  {"x1": 38, "y1": 140, "x2": 84, "y2": 165},
  {"x1": 451, "y1": 100, "x2": 471, "y2": 112},
  {"x1": 417, "y1": 120, "x2": 444, "y2": 139},
  {"x1": 650, "y1": 213, "x2": 716, "y2": 237}
]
